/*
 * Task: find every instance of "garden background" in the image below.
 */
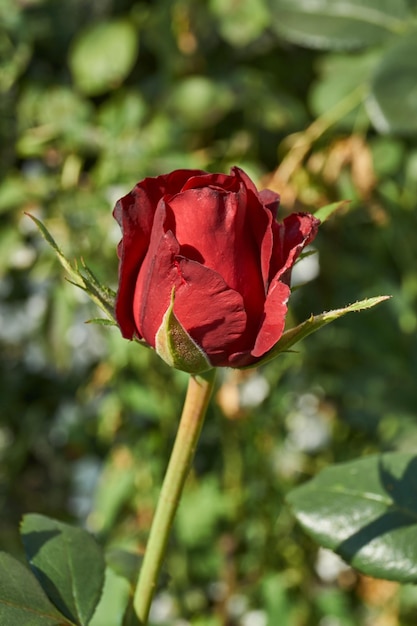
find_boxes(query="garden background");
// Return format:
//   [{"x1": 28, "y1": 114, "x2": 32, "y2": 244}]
[{"x1": 1, "y1": 0, "x2": 417, "y2": 624}]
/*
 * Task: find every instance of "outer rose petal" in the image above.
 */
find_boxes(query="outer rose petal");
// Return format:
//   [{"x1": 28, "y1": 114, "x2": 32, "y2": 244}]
[
  {"x1": 226, "y1": 279, "x2": 290, "y2": 367},
  {"x1": 134, "y1": 226, "x2": 247, "y2": 364},
  {"x1": 246, "y1": 189, "x2": 274, "y2": 292},
  {"x1": 165, "y1": 185, "x2": 265, "y2": 328},
  {"x1": 171, "y1": 257, "x2": 247, "y2": 365},
  {"x1": 251, "y1": 280, "x2": 291, "y2": 358},
  {"x1": 113, "y1": 188, "x2": 156, "y2": 339},
  {"x1": 233, "y1": 168, "x2": 280, "y2": 290},
  {"x1": 113, "y1": 169, "x2": 205, "y2": 339}
]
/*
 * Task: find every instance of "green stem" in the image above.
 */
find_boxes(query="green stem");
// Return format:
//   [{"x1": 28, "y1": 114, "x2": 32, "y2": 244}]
[{"x1": 133, "y1": 369, "x2": 217, "y2": 624}]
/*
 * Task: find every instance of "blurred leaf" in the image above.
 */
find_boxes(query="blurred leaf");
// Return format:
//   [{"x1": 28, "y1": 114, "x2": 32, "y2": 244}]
[
  {"x1": 167, "y1": 76, "x2": 234, "y2": 128},
  {"x1": 0, "y1": 0, "x2": 22, "y2": 30},
  {"x1": 235, "y1": 68, "x2": 308, "y2": 131},
  {"x1": 367, "y1": 32, "x2": 417, "y2": 134},
  {"x1": 21, "y1": 514, "x2": 105, "y2": 625},
  {"x1": 270, "y1": 0, "x2": 409, "y2": 50},
  {"x1": 261, "y1": 575, "x2": 295, "y2": 625},
  {"x1": 106, "y1": 549, "x2": 142, "y2": 589},
  {"x1": 105, "y1": 548, "x2": 168, "y2": 617},
  {"x1": 0, "y1": 36, "x2": 31, "y2": 92},
  {"x1": 314, "y1": 200, "x2": 350, "y2": 222},
  {"x1": 315, "y1": 589, "x2": 356, "y2": 626},
  {"x1": 0, "y1": 552, "x2": 74, "y2": 626},
  {"x1": 88, "y1": 567, "x2": 131, "y2": 626},
  {"x1": 287, "y1": 453, "x2": 417, "y2": 582},
  {"x1": 370, "y1": 136, "x2": 405, "y2": 176},
  {"x1": 17, "y1": 86, "x2": 95, "y2": 155},
  {"x1": 69, "y1": 21, "x2": 139, "y2": 96},
  {"x1": 98, "y1": 90, "x2": 147, "y2": 136},
  {"x1": 176, "y1": 478, "x2": 234, "y2": 548},
  {"x1": 210, "y1": 0, "x2": 270, "y2": 46},
  {"x1": 92, "y1": 455, "x2": 137, "y2": 534},
  {"x1": 0, "y1": 176, "x2": 29, "y2": 213},
  {"x1": 310, "y1": 52, "x2": 380, "y2": 128}
]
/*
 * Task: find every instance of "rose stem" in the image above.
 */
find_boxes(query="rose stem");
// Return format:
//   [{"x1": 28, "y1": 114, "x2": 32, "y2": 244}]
[{"x1": 133, "y1": 368, "x2": 217, "y2": 624}]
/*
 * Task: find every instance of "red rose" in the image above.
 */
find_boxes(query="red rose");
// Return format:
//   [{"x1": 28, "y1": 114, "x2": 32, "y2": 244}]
[{"x1": 113, "y1": 167, "x2": 319, "y2": 372}]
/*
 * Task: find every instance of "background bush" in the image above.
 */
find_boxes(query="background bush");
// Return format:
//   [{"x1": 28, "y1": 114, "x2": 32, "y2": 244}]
[{"x1": 1, "y1": 1, "x2": 417, "y2": 624}]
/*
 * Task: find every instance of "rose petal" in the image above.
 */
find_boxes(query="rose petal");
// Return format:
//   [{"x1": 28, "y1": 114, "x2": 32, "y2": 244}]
[
  {"x1": 225, "y1": 279, "x2": 290, "y2": 367},
  {"x1": 246, "y1": 191, "x2": 274, "y2": 292},
  {"x1": 270, "y1": 213, "x2": 320, "y2": 285},
  {"x1": 173, "y1": 257, "x2": 247, "y2": 365},
  {"x1": 113, "y1": 188, "x2": 157, "y2": 339},
  {"x1": 251, "y1": 279, "x2": 291, "y2": 358},
  {"x1": 232, "y1": 168, "x2": 280, "y2": 290},
  {"x1": 259, "y1": 188, "x2": 280, "y2": 218},
  {"x1": 165, "y1": 186, "x2": 265, "y2": 324},
  {"x1": 159, "y1": 169, "x2": 206, "y2": 194},
  {"x1": 180, "y1": 171, "x2": 239, "y2": 192},
  {"x1": 133, "y1": 216, "x2": 247, "y2": 362},
  {"x1": 114, "y1": 170, "x2": 204, "y2": 339},
  {"x1": 230, "y1": 166, "x2": 260, "y2": 196}
]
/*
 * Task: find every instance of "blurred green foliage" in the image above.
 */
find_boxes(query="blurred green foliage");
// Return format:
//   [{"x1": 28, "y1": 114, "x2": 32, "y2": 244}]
[{"x1": 1, "y1": 0, "x2": 417, "y2": 624}]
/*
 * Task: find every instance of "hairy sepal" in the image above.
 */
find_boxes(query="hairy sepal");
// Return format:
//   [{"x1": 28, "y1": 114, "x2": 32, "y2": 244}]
[{"x1": 155, "y1": 290, "x2": 213, "y2": 374}]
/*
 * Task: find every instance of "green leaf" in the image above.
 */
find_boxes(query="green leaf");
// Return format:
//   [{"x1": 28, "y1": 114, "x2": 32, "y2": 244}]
[
  {"x1": 92, "y1": 553, "x2": 145, "y2": 626},
  {"x1": 367, "y1": 32, "x2": 417, "y2": 135},
  {"x1": 269, "y1": 0, "x2": 409, "y2": 50},
  {"x1": 88, "y1": 567, "x2": 131, "y2": 626},
  {"x1": 287, "y1": 453, "x2": 417, "y2": 583},
  {"x1": 255, "y1": 296, "x2": 390, "y2": 367},
  {"x1": 210, "y1": 0, "x2": 270, "y2": 47},
  {"x1": 167, "y1": 76, "x2": 234, "y2": 128},
  {"x1": 0, "y1": 552, "x2": 74, "y2": 626},
  {"x1": 314, "y1": 200, "x2": 350, "y2": 223},
  {"x1": 69, "y1": 21, "x2": 139, "y2": 96},
  {"x1": 21, "y1": 515, "x2": 106, "y2": 626},
  {"x1": 26, "y1": 214, "x2": 116, "y2": 324}
]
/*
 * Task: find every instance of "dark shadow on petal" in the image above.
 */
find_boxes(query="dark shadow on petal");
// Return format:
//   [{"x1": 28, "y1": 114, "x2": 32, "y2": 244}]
[{"x1": 179, "y1": 244, "x2": 204, "y2": 263}]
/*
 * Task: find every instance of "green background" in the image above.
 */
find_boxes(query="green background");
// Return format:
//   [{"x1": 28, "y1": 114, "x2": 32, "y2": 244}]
[{"x1": 1, "y1": 0, "x2": 417, "y2": 624}]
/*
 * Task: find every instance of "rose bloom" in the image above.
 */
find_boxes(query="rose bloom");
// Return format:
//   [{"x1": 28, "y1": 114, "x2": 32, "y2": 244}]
[{"x1": 114, "y1": 167, "x2": 319, "y2": 371}]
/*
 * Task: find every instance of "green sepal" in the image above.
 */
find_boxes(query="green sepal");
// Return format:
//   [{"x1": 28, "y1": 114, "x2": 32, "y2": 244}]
[
  {"x1": 86, "y1": 318, "x2": 118, "y2": 327},
  {"x1": 155, "y1": 290, "x2": 212, "y2": 374},
  {"x1": 251, "y1": 296, "x2": 391, "y2": 368}
]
